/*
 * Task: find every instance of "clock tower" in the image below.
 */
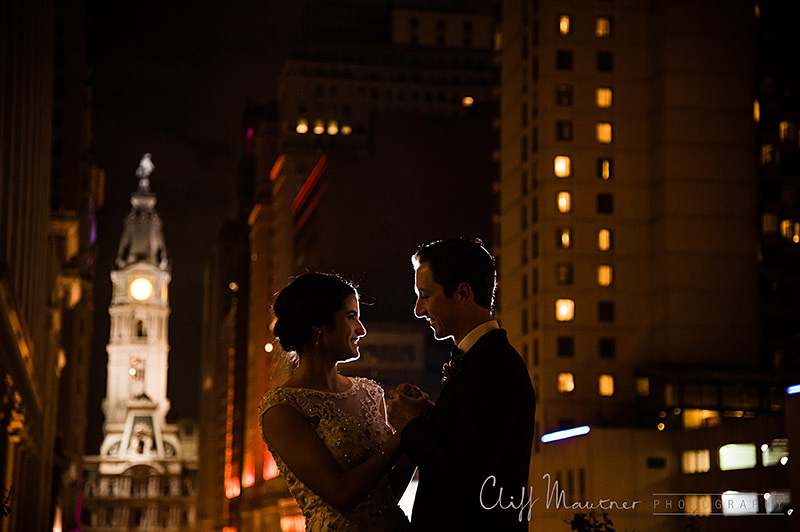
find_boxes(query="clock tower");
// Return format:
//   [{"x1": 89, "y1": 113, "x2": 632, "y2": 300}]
[{"x1": 83, "y1": 155, "x2": 196, "y2": 531}]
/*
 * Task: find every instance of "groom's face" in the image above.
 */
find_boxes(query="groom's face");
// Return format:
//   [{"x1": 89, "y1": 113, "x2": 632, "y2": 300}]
[{"x1": 414, "y1": 263, "x2": 459, "y2": 341}]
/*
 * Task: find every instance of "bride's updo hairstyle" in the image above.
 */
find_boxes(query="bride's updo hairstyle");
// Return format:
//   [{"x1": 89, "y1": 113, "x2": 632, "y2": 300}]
[{"x1": 273, "y1": 273, "x2": 358, "y2": 354}]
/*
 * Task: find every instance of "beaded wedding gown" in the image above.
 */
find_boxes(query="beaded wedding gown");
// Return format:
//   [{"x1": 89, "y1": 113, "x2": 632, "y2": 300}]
[{"x1": 259, "y1": 376, "x2": 410, "y2": 532}]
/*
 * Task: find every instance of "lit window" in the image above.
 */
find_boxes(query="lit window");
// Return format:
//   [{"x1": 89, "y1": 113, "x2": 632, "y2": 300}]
[
  {"x1": 555, "y1": 298, "x2": 575, "y2": 321},
  {"x1": 557, "y1": 228, "x2": 572, "y2": 249},
  {"x1": 341, "y1": 125, "x2": 352, "y2": 135},
  {"x1": 557, "y1": 372, "x2": 575, "y2": 393},
  {"x1": 779, "y1": 120, "x2": 796, "y2": 142},
  {"x1": 683, "y1": 409, "x2": 721, "y2": 430},
  {"x1": 596, "y1": 122, "x2": 613, "y2": 144},
  {"x1": 719, "y1": 443, "x2": 757, "y2": 471},
  {"x1": 681, "y1": 449, "x2": 711, "y2": 474},
  {"x1": 720, "y1": 492, "x2": 758, "y2": 516},
  {"x1": 761, "y1": 144, "x2": 778, "y2": 165},
  {"x1": 636, "y1": 377, "x2": 650, "y2": 396},
  {"x1": 554, "y1": 155, "x2": 571, "y2": 177},
  {"x1": 313, "y1": 120, "x2": 325, "y2": 135},
  {"x1": 557, "y1": 192, "x2": 572, "y2": 213},
  {"x1": 597, "y1": 158, "x2": 613, "y2": 180},
  {"x1": 595, "y1": 16, "x2": 612, "y2": 37},
  {"x1": 596, "y1": 87, "x2": 613, "y2": 108},
  {"x1": 753, "y1": 100, "x2": 760, "y2": 123},
  {"x1": 598, "y1": 229, "x2": 612, "y2": 251},
  {"x1": 597, "y1": 265, "x2": 613, "y2": 286},
  {"x1": 598, "y1": 374, "x2": 614, "y2": 396},
  {"x1": 559, "y1": 14, "x2": 571, "y2": 35},
  {"x1": 327, "y1": 121, "x2": 339, "y2": 135},
  {"x1": 296, "y1": 118, "x2": 309, "y2": 134},
  {"x1": 761, "y1": 439, "x2": 789, "y2": 467},
  {"x1": 684, "y1": 495, "x2": 712, "y2": 516},
  {"x1": 462, "y1": 96, "x2": 474, "y2": 107},
  {"x1": 780, "y1": 219, "x2": 793, "y2": 238}
]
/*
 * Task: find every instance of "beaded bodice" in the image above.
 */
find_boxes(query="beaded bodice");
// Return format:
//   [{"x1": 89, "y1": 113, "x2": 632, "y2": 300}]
[{"x1": 259, "y1": 377, "x2": 410, "y2": 532}]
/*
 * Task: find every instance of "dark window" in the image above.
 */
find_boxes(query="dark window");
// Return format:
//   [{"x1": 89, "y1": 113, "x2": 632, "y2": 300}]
[
  {"x1": 521, "y1": 238, "x2": 529, "y2": 264},
  {"x1": 522, "y1": 32, "x2": 529, "y2": 58},
  {"x1": 521, "y1": 136, "x2": 528, "y2": 162},
  {"x1": 532, "y1": 56, "x2": 539, "y2": 81},
  {"x1": 522, "y1": 308, "x2": 529, "y2": 334},
  {"x1": 522, "y1": 171, "x2": 529, "y2": 196},
  {"x1": 532, "y1": 126, "x2": 538, "y2": 152},
  {"x1": 522, "y1": 274, "x2": 529, "y2": 300},
  {"x1": 597, "y1": 52, "x2": 614, "y2": 72},
  {"x1": 647, "y1": 457, "x2": 667, "y2": 469},
  {"x1": 598, "y1": 301, "x2": 615, "y2": 322},
  {"x1": 532, "y1": 267, "x2": 539, "y2": 294},
  {"x1": 556, "y1": 120, "x2": 573, "y2": 141},
  {"x1": 597, "y1": 194, "x2": 614, "y2": 214},
  {"x1": 556, "y1": 84, "x2": 573, "y2": 106},
  {"x1": 599, "y1": 338, "x2": 615, "y2": 359},
  {"x1": 532, "y1": 231, "x2": 539, "y2": 258},
  {"x1": 557, "y1": 336, "x2": 575, "y2": 357},
  {"x1": 557, "y1": 263, "x2": 574, "y2": 285},
  {"x1": 522, "y1": 204, "x2": 528, "y2": 231},
  {"x1": 556, "y1": 50, "x2": 573, "y2": 70}
]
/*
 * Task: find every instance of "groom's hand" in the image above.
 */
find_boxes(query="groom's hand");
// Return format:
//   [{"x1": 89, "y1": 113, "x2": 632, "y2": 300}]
[{"x1": 387, "y1": 387, "x2": 433, "y2": 432}]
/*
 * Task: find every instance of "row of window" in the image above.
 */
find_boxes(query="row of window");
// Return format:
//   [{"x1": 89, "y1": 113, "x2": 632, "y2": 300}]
[
  {"x1": 551, "y1": 191, "x2": 614, "y2": 214},
  {"x1": 555, "y1": 84, "x2": 614, "y2": 108},
  {"x1": 520, "y1": 230, "x2": 614, "y2": 266},
  {"x1": 682, "y1": 440, "x2": 788, "y2": 474},
  {"x1": 762, "y1": 214, "x2": 800, "y2": 243},
  {"x1": 522, "y1": 263, "x2": 614, "y2": 291},
  {"x1": 296, "y1": 119, "x2": 353, "y2": 136},
  {"x1": 520, "y1": 86, "x2": 613, "y2": 128},
  {"x1": 554, "y1": 156, "x2": 614, "y2": 180},
  {"x1": 556, "y1": 50, "x2": 614, "y2": 72},
  {"x1": 558, "y1": 14, "x2": 614, "y2": 38},
  {"x1": 556, "y1": 371, "x2": 615, "y2": 396},
  {"x1": 555, "y1": 299, "x2": 615, "y2": 322},
  {"x1": 552, "y1": 121, "x2": 614, "y2": 143},
  {"x1": 555, "y1": 336, "x2": 616, "y2": 358},
  {"x1": 307, "y1": 83, "x2": 483, "y2": 102}
]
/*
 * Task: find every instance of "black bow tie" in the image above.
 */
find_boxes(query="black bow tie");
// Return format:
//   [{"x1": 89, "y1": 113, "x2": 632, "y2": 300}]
[{"x1": 442, "y1": 345, "x2": 466, "y2": 385}]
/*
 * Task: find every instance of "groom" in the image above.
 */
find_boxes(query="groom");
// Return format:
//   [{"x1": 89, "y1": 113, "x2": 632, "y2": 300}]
[{"x1": 387, "y1": 238, "x2": 535, "y2": 531}]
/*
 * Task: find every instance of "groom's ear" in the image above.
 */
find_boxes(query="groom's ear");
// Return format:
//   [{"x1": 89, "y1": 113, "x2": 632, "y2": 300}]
[{"x1": 456, "y1": 282, "x2": 474, "y2": 303}]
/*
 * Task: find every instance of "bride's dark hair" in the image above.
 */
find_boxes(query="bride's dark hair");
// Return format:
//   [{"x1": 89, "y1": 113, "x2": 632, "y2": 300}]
[{"x1": 273, "y1": 273, "x2": 357, "y2": 354}]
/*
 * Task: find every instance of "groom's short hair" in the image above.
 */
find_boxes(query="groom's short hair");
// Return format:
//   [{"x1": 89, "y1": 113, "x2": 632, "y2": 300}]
[{"x1": 412, "y1": 238, "x2": 496, "y2": 311}]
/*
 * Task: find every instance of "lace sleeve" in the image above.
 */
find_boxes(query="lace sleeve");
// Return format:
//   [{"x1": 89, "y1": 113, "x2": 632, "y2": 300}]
[{"x1": 258, "y1": 388, "x2": 304, "y2": 432}]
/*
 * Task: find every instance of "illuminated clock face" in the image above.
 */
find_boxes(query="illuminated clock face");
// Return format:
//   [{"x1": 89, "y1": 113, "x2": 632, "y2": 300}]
[{"x1": 130, "y1": 278, "x2": 154, "y2": 301}]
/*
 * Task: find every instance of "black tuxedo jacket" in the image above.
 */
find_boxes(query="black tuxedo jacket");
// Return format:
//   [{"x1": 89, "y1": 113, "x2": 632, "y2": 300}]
[{"x1": 401, "y1": 329, "x2": 536, "y2": 531}]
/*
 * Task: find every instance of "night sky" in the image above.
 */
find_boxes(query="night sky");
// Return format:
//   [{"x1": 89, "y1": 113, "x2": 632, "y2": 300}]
[{"x1": 85, "y1": 0, "x2": 306, "y2": 453}]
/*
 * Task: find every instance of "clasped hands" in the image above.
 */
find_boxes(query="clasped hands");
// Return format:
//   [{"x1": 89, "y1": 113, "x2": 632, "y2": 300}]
[{"x1": 386, "y1": 383, "x2": 434, "y2": 432}]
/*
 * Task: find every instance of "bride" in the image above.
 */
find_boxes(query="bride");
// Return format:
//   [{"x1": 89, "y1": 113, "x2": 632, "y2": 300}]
[{"x1": 259, "y1": 273, "x2": 422, "y2": 531}]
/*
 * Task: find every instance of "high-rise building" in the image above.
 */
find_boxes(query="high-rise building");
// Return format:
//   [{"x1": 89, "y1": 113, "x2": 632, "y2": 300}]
[
  {"x1": 82, "y1": 159, "x2": 198, "y2": 531},
  {"x1": 497, "y1": 0, "x2": 792, "y2": 530},
  {"x1": 755, "y1": 0, "x2": 800, "y2": 373}
]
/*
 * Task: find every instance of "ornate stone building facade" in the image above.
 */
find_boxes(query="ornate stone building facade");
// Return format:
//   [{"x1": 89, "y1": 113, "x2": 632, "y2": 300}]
[{"x1": 82, "y1": 158, "x2": 198, "y2": 531}]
